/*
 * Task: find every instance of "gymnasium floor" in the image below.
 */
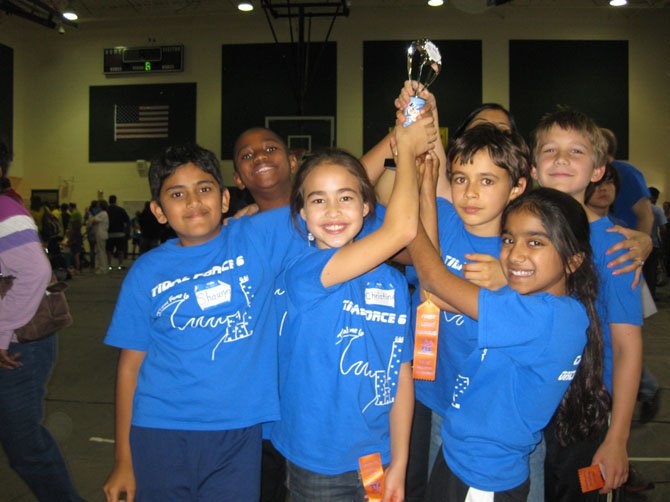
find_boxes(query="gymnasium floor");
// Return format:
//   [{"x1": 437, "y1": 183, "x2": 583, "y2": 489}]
[{"x1": 2, "y1": 264, "x2": 668, "y2": 501}]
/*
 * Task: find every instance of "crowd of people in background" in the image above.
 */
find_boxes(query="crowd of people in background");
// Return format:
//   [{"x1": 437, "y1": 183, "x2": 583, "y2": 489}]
[{"x1": 21, "y1": 194, "x2": 168, "y2": 278}]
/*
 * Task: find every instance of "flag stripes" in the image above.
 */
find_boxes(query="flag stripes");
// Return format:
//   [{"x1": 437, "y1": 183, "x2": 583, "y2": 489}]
[{"x1": 114, "y1": 104, "x2": 169, "y2": 140}]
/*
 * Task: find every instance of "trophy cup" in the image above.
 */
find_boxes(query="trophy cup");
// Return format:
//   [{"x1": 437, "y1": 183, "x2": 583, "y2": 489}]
[{"x1": 403, "y1": 39, "x2": 442, "y2": 127}]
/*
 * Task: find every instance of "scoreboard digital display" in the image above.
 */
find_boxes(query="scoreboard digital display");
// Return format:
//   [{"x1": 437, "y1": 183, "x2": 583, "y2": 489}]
[{"x1": 104, "y1": 45, "x2": 184, "y2": 74}]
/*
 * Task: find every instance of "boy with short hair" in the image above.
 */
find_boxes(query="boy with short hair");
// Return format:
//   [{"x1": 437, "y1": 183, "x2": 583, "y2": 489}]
[
  {"x1": 232, "y1": 127, "x2": 298, "y2": 212},
  {"x1": 230, "y1": 127, "x2": 297, "y2": 502},
  {"x1": 531, "y1": 108, "x2": 643, "y2": 499},
  {"x1": 103, "y1": 143, "x2": 302, "y2": 502}
]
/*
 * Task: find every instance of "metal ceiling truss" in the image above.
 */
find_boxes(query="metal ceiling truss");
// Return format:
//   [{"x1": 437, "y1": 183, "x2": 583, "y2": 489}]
[
  {"x1": 259, "y1": 1, "x2": 349, "y2": 116},
  {"x1": 260, "y1": 0, "x2": 349, "y2": 44},
  {"x1": 0, "y1": 0, "x2": 78, "y2": 29}
]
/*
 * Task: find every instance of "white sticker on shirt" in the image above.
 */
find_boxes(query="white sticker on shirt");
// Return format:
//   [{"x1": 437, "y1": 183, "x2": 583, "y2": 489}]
[
  {"x1": 365, "y1": 287, "x2": 395, "y2": 308},
  {"x1": 195, "y1": 281, "x2": 231, "y2": 310}
]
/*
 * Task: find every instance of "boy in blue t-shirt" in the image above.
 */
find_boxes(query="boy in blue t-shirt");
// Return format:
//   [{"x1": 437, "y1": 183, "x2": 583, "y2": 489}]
[
  {"x1": 102, "y1": 144, "x2": 303, "y2": 502},
  {"x1": 531, "y1": 108, "x2": 645, "y2": 499}
]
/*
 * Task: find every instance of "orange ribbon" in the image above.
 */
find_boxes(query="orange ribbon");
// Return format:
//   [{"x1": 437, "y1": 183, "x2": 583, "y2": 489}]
[
  {"x1": 359, "y1": 452, "x2": 384, "y2": 500},
  {"x1": 412, "y1": 296, "x2": 440, "y2": 381}
]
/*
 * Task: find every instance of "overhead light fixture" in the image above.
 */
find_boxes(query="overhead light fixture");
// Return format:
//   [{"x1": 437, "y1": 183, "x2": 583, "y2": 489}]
[
  {"x1": 62, "y1": 3, "x2": 78, "y2": 21},
  {"x1": 238, "y1": 2, "x2": 254, "y2": 11},
  {"x1": 609, "y1": 0, "x2": 627, "y2": 5},
  {"x1": 428, "y1": 0, "x2": 444, "y2": 5}
]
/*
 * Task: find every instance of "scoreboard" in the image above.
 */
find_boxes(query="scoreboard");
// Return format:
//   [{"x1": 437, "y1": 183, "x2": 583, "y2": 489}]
[{"x1": 104, "y1": 45, "x2": 183, "y2": 74}]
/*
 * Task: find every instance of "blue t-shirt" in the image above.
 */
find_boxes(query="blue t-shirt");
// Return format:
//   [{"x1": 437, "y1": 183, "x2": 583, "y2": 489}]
[
  {"x1": 442, "y1": 287, "x2": 588, "y2": 491},
  {"x1": 271, "y1": 247, "x2": 413, "y2": 475},
  {"x1": 104, "y1": 206, "x2": 303, "y2": 430},
  {"x1": 257, "y1": 204, "x2": 386, "y2": 440},
  {"x1": 407, "y1": 198, "x2": 501, "y2": 417},
  {"x1": 589, "y1": 216, "x2": 643, "y2": 393},
  {"x1": 611, "y1": 160, "x2": 651, "y2": 229}
]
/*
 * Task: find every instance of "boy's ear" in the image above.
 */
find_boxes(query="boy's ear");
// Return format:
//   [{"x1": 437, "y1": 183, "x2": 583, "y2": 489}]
[
  {"x1": 591, "y1": 164, "x2": 606, "y2": 183},
  {"x1": 508, "y1": 178, "x2": 528, "y2": 202},
  {"x1": 149, "y1": 200, "x2": 168, "y2": 224},
  {"x1": 289, "y1": 153, "x2": 299, "y2": 174},
  {"x1": 566, "y1": 252, "x2": 585, "y2": 275},
  {"x1": 362, "y1": 202, "x2": 370, "y2": 218},
  {"x1": 221, "y1": 187, "x2": 231, "y2": 214},
  {"x1": 530, "y1": 165, "x2": 539, "y2": 181},
  {"x1": 232, "y1": 171, "x2": 246, "y2": 191}
]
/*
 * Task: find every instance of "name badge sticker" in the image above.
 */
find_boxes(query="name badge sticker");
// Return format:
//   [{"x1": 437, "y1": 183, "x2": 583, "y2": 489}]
[
  {"x1": 194, "y1": 281, "x2": 231, "y2": 310},
  {"x1": 365, "y1": 286, "x2": 395, "y2": 308}
]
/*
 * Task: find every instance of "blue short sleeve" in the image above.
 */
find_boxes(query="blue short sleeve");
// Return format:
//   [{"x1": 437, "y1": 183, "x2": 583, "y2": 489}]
[
  {"x1": 284, "y1": 248, "x2": 339, "y2": 310},
  {"x1": 590, "y1": 218, "x2": 643, "y2": 327},
  {"x1": 243, "y1": 206, "x2": 306, "y2": 274},
  {"x1": 478, "y1": 287, "x2": 552, "y2": 356},
  {"x1": 611, "y1": 160, "x2": 652, "y2": 228},
  {"x1": 104, "y1": 260, "x2": 153, "y2": 351}
]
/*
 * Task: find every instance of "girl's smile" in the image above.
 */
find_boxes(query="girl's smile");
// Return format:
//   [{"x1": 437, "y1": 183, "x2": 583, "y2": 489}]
[
  {"x1": 500, "y1": 209, "x2": 567, "y2": 296},
  {"x1": 299, "y1": 162, "x2": 369, "y2": 250}
]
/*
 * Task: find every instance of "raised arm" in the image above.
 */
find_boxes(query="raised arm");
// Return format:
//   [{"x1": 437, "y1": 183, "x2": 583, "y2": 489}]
[
  {"x1": 408, "y1": 222, "x2": 480, "y2": 320},
  {"x1": 394, "y1": 82, "x2": 450, "y2": 202},
  {"x1": 407, "y1": 166, "x2": 479, "y2": 315},
  {"x1": 392, "y1": 150, "x2": 439, "y2": 266},
  {"x1": 321, "y1": 116, "x2": 436, "y2": 288},
  {"x1": 362, "y1": 82, "x2": 449, "y2": 208},
  {"x1": 360, "y1": 130, "x2": 395, "y2": 189}
]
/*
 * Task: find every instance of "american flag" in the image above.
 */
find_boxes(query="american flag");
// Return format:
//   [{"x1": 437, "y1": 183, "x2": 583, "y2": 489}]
[{"x1": 114, "y1": 104, "x2": 169, "y2": 140}]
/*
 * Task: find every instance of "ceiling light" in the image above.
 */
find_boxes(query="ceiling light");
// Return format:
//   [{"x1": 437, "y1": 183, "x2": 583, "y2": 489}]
[
  {"x1": 62, "y1": 4, "x2": 78, "y2": 21},
  {"x1": 428, "y1": 0, "x2": 444, "y2": 5},
  {"x1": 238, "y1": 2, "x2": 254, "y2": 11},
  {"x1": 609, "y1": 0, "x2": 627, "y2": 5}
]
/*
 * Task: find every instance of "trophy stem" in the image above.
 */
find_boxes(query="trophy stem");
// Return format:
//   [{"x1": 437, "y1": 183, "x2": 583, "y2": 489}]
[{"x1": 403, "y1": 39, "x2": 441, "y2": 127}]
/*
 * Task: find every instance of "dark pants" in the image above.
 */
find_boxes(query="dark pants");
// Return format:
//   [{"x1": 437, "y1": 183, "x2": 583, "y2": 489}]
[
  {"x1": 0, "y1": 336, "x2": 84, "y2": 501},
  {"x1": 544, "y1": 416, "x2": 608, "y2": 502},
  {"x1": 87, "y1": 237, "x2": 96, "y2": 269},
  {"x1": 130, "y1": 424, "x2": 262, "y2": 501},
  {"x1": 425, "y1": 449, "x2": 530, "y2": 502},
  {"x1": 405, "y1": 398, "x2": 433, "y2": 501},
  {"x1": 638, "y1": 367, "x2": 659, "y2": 402},
  {"x1": 261, "y1": 439, "x2": 287, "y2": 502},
  {"x1": 286, "y1": 460, "x2": 368, "y2": 502},
  {"x1": 642, "y1": 247, "x2": 660, "y2": 298}
]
